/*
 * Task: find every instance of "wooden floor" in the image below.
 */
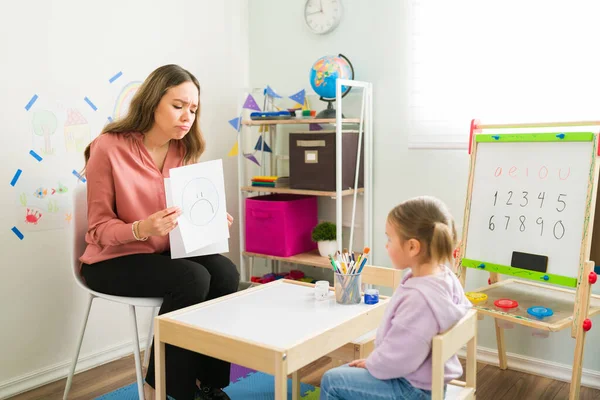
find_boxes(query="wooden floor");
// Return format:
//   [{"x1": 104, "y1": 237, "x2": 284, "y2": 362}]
[{"x1": 9, "y1": 352, "x2": 600, "y2": 400}]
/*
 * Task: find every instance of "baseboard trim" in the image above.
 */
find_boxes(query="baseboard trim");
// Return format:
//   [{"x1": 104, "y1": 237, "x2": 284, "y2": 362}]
[
  {"x1": 0, "y1": 337, "x2": 149, "y2": 400},
  {"x1": 459, "y1": 345, "x2": 600, "y2": 389}
]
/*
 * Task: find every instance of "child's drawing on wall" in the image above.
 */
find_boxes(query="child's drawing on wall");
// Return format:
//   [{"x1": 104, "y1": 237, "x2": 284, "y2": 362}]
[
  {"x1": 16, "y1": 178, "x2": 72, "y2": 232},
  {"x1": 64, "y1": 108, "x2": 90, "y2": 153},
  {"x1": 32, "y1": 110, "x2": 58, "y2": 156}
]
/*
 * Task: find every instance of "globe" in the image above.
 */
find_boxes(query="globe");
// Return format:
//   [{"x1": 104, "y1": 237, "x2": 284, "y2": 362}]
[{"x1": 309, "y1": 54, "x2": 354, "y2": 118}]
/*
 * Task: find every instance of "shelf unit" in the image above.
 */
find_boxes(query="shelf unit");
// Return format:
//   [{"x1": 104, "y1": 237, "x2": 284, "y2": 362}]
[{"x1": 236, "y1": 80, "x2": 373, "y2": 281}]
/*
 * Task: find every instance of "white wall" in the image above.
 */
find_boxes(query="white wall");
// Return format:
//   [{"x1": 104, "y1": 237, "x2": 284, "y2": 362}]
[
  {"x1": 0, "y1": 1, "x2": 248, "y2": 397},
  {"x1": 248, "y1": 0, "x2": 600, "y2": 387}
]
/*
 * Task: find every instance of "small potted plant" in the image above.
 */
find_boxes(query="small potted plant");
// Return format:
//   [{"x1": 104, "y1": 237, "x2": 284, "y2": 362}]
[{"x1": 312, "y1": 221, "x2": 337, "y2": 257}]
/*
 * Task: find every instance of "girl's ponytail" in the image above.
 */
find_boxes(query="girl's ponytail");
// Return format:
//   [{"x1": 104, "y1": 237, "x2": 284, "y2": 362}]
[{"x1": 431, "y1": 221, "x2": 455, "y2": 265}]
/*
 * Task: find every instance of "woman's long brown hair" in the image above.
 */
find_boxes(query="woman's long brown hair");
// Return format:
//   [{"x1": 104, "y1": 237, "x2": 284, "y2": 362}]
[{"x1": 82, "y1": 64, "x2": 205, "y2": 173}]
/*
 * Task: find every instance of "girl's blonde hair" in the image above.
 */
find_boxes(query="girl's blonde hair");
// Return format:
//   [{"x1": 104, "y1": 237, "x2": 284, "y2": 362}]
[
  {"x1": 387, "y1": 196, "x2": 457, "y2": 265},
  {"x1": 82, "y1": 64, "x2": 205, "y2": 173}
]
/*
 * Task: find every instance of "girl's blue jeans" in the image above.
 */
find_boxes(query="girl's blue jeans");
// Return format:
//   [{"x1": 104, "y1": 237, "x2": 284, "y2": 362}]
[{"x1": 320, "y1": 364, "x2": 440, "y2": 400}]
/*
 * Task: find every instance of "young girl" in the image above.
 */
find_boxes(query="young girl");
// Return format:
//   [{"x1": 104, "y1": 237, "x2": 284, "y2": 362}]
[{"x1": 320, "y1": 196, "x2": 472, "y2": 400}]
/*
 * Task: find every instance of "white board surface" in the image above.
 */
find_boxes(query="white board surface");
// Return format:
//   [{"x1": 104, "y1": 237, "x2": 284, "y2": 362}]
[
  {"x1": 465, "y1": 140, "x2": 595, "y2": 278},
  {"x1": 172, "y1": 281, "x2": 379, "y2": 349}
]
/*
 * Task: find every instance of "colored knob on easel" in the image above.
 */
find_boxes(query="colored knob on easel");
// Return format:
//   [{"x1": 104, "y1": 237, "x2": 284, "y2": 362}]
[
  {"x1": 583, "y1": 319, "x2": 592, "y2": 332},
  {"x1": 488, "y1": 278, "x2": 492, "y2": 285},
  {"x1": 589, "y1": 272, "x2": 597, "y2": 284}
]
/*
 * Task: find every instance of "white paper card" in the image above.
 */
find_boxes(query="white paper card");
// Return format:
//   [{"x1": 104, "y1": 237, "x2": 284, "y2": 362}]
[
  {"x1": 168, "y1": 159, "x2": 229, "y2": 253},
  {"x1": 164, "y1": 178, "x2": 229, "y2": 259}
]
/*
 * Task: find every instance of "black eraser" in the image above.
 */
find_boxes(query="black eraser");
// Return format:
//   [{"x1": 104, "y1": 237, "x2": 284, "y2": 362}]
[{"x1": 511, "y1": 251, "x2": 548, "y2": 273}]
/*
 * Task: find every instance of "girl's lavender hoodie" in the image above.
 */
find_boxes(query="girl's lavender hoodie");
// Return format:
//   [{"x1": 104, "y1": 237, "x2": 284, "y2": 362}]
[{"x1": 365, "y1": 265, "x2": 472, "y2": 390}]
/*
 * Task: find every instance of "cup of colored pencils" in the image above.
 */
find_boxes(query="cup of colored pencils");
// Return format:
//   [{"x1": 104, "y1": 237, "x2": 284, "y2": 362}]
[{"x1": 328, "y1": 248, "x2": 370, "y2": 305}]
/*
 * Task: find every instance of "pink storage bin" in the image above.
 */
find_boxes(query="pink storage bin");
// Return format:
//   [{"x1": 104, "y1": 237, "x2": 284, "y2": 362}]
[{"x1": 245, "y1": 194, "x2": 318, "y2": 257}]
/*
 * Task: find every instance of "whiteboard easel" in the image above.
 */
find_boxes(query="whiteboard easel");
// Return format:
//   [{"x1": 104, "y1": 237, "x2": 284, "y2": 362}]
[{"x1": 457, "y1": 119, "x2": 600, "y2": 400}]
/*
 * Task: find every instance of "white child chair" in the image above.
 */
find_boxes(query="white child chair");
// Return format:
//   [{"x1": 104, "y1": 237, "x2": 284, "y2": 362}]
[
  {"x1": 432, "y1": 308, "x2": 478, "y2": 400},
  {"x1": 63, "y1": 183, "x2": 162, "y2": 400}
]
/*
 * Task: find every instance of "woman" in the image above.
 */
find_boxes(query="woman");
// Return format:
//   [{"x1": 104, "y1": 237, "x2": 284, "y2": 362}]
[{"x1": 80, "y1": 64, "x2": 238, "y2": 400}]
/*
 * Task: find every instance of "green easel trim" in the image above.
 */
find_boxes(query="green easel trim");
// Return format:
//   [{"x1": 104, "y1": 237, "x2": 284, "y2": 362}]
[
  {"x1": 476, "y1": 132, "x2": 594, "y2": 143},
  {"x1": 462, "y1": 258, "x2": 577, "y2": 288}
]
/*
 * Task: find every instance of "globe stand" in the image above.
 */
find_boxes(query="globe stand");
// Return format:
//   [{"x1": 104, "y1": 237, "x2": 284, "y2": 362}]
[{"x1": 316, "y1": 100, "x2": 345, "y2": 119}]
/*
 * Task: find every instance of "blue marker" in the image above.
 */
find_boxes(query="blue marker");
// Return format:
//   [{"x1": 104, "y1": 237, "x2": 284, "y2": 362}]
[
  {"x1": 357, "y1": 257, "x2": 368, "y2": 274},
  {"x1": 492, "y1": 135, "x2": 500, "y2": 140},
  {"x1": 556, "y1": 133, "x2": 566, "y2": 139}
]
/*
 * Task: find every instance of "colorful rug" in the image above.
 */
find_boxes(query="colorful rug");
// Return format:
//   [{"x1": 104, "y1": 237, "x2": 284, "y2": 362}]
[{"x1": 95, "y1": 364, "x2": 321, "y2": 399}]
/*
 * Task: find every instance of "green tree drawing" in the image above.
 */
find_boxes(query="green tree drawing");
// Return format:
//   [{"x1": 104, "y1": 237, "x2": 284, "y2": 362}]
[{"x1": 32, "y1": 110, "x2": 58, "y2": 155}]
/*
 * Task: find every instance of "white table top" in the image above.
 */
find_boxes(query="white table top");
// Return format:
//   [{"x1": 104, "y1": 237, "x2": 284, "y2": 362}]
[{"x1": 170, "y1": 280, "x2": 384, "y2": 349}]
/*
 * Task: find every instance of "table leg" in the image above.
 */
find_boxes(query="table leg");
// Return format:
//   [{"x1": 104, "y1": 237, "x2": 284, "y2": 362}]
[
  {"x1": 275, "y1": 353, "x2": 288, "y2": 400},
  {"x1": 155, "y1": 322, "x2": 166, "y2": 400},
  {"x1": 292, "y1": 371, "x2": 301, "y2": 400}
]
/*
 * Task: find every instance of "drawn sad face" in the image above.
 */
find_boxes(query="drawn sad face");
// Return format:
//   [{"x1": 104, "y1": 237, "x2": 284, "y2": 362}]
[{"x1": 181, "y1": 178, "x2": 219, "y2": 226}]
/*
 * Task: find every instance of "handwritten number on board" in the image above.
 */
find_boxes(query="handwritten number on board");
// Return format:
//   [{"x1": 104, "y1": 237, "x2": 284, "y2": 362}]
[
  {"x1": 556, "y1": 194, "x2": 567, "y2": 212},
  {"x1": 538, "y1": 192, "x2": 545, "y2": 208},
  {"x1": 536, "y1": 217, "x2": 544, "y2": 236},
  {"x1": 521, "y1": 191, "x2": 529, "y2": 207},
  {"x1": 519, "y1": 215, "x2": 526, "y2": 232},
  {"x1": 554, "y1": 221, "x2": 565, "y2": 239}
]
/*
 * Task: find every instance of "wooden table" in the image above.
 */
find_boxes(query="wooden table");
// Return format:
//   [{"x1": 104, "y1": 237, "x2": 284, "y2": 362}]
[{"x1": 154, "y1": 279, "x2": 389, "y2": 400}]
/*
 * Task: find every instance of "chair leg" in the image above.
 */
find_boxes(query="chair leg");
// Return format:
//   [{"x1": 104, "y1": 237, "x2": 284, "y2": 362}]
[
  {"x1": 63, "y1": 294, "x2": 94, "y2": 400},
  {"x1": 143, "y1": 307, "x2": 159, "y2": 368},
  {"x1": 129, "y1": 305, "x2": 145, "y2": 400}
]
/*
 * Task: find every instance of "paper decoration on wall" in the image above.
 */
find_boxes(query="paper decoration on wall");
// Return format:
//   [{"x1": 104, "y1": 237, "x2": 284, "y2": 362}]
[
  {"x1": 244, "y1": 153, "x2": 260, "y2": 166},
  {"x1": 228, "y1": 141, "x2": 239, "y2": 157},
  {"x1": 254, "y1": 136, "x2": 272, "y2": 153},
  {"x1": 243, "y1": 94, "x2": 261, "y2": 111},
  {"x1": 113, "y1": 81, "x2": 142, "y2": 120},
  {"x1": 309, "y1": 123, "x2": 323, "y2": 131},
  {"x1": 64, "y1": 109, "x2": 91, "y2": 153},
  {"x1": 16, "y1": 177, "x2": 72, "y2": 232},
  {"x1": 265, "y1": 85, "x2": 282, "y2": 99},
  {"x1": 225, "y1": 86, "x2": 309, "y2": 165},
  {"x1": 32, "y1": 110, "x2": 58, "y2": 156},
  {"x1": 289, "y1": 89, "x2": 306, "y2": 107},
  {"x1": 228, "y1": 117, "x2": 241, "y2": 131},
  {"x1": 303, "y1": 96, "x2": 311, "y2": 111},
  {"x1": 259, "y1": 124, "x2": 269, "y2": 133}
]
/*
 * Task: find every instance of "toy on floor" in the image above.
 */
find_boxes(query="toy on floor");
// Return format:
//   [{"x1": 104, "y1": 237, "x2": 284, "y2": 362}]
[{"x1": 251, "y1": 269, "x2": 318, "y2": 284}]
